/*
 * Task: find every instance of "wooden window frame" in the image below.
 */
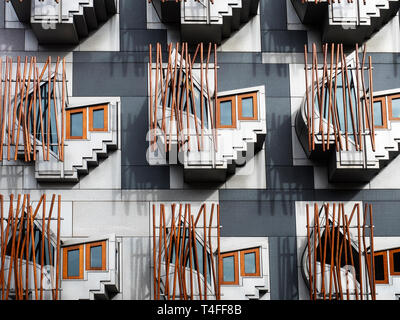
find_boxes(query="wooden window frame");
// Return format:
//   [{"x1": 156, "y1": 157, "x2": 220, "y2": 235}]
[
  {"x1": 238, "y1": 92, "x2": 258, "y2": 121},
  {"x1": 389, "y1": 248, "x2": 400, "y2": 276},
  {"x1": 220, "y1": 251, "x2": 239, "y2": 285},
  {"x1": 66, "y1": 107, "x2": 87, "y2": 140},
  {"x1": 372, "y1": 96, "x2": 388, "y2": 129},
  {"x1": 240, "y1": 247, "x2": 261, "y2": 277},
  {"x1": 85, "y1": 240, "x2": 107, "y2": 271},
  {"x1": 62, "y1": 244, "x2": 84, "y2": 280},
  {"x1": 388, "y1": 93, "x2": 400, "y2": 121},
  {"x1": 216, "y1": 95, "x2": 236, "y2": 129},
  {"x1": 368, "y1": 251, "x2": 389, "y2": 285},
  {"x1": 89, "y1": 104, "x2": 109, "y2": 132}
]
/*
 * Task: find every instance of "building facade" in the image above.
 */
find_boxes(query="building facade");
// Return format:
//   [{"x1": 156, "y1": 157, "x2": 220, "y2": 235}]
[{"x1": 0, "y1": 0, "x2": 400, "y2": 300}]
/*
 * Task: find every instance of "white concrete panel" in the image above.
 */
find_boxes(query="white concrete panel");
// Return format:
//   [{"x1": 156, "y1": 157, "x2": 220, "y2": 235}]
[
  {"x1": 0, "y1": 165, "x2": 23, "y2": 190},
  {"x1": 313, "y1": 165, "x2": 371, "y2": 190},
  {"x1": 72, "y1": 201, "x2": 149, "y2": 237},
  {"x1": 76, "y1": 14, "x2": 120, "y2": 52},
  {"x1": 121, "y1": 237, "x2": 152, "y2": 300},
  {"x1": 225, "y1": 149, "x2": 267, "y2": 189},
  {"x1": 25, "y1": 29, "x2": 39, "y2": 52},
  {"x1": 370, "y1": 155, "x2": 400, "y2": 189},
  {"x1": 219, "y1": 14, "x2": 261, "y2": 52},
  {"x1": 121, "y1": 189, "x2": 219, "y2": 202},
  {"x1": 79, "y1": 150, "x2": 121, "y2": 190},
  {"x1": 292, "y1": 127, "x2": 313, "y2": 166},
  {"x1": 291, "y1": 96, "x2": 303, "y2": 126},
  {"x1": 366, "y1": 15, "x2": 400, "y2": 53},
  {"x1": 289, "y1": 63, "x2": 308, "y2": 98},
  {"x1": 23, "y1": 165, "x2": 38, "y2": 190}
]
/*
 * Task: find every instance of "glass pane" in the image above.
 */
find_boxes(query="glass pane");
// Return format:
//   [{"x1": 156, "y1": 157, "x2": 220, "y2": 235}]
[
  {"x1": 220, "y1": 100, "x2": 233, "y2": 126},
  {"x1": 391, "y1": 98, "x2": 400, "y2": 118},
  {"x1": 373, "y1": 101, "x2": 384, "y2": 127},
  {"x1": 244, "y1": 252, "x2": 256, "y2": 274},
  {"x1": 92, "y1": 109, "x2": 105, "y2": 130},
  {"x1": 67, "y1": 249, "x2": 80, "y2": 277},
  {"x1": 241, "y1": 97, "x2": 254, "y2": 118},
  {"x1": 70, "y1": 112, "x2": 83, "y2": 137},
  {"x1": 223, "y1": 255, "x2": 235, "y2": 283},
  {"x1": 374, "y1": 255, "x2": 385, "y2": 281},
  {"x1": 90, "y1": 245, "x2": 103, "y2": 269},
  {"x1": 393, "y1": 252, "x2": 400, "y2": 272}
]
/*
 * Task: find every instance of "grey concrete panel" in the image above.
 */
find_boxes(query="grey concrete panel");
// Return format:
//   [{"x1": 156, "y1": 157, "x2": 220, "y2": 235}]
[
  {"x1": 73, "y1": 62, "x2": 148, "y2": 97},
  {"x1": 120, "y1": 29, "x2": 167, "y2": 52},
  {"x1": 121, "y1": 165, "x2": 170, "y2": 190},
  {"x1": 219, "y1": 189, "x2": 315, "y2": 201},
  {"x1": 367, "y1": 201, "x2": 400, "y2": 237},
  {"x1": 268, "y1": 237, "x2": 299, "y2": 300},
  {"x1": 119, "y1": 0, "x2": 147, "y2": 30},
  {"x1": 266, "y1": 97, "x2": 293, "y2": 166},
  {"x1": 0, "y1": 1, "x2": 4, "y2": 29},
  {"x1": 219, "y1": 200, "x2": 296, "y2": 237},
  {"x1": 0, "y1": 29, "x2": 25, "y2": 51},
  {"x1": 261, "y1": 30, "x2": 308, "y2": 53},
  {"x1": 121, "y1": 97, "x2": 149, "y2": 166},
  {"x1": 260, "y1": 0, "x2": 287, "y2": 31},
  {"x1": 267, "y1": 166, "x2": 314, "y2": 190},
  {"x1": 218, "y1": 63, "x2": 290, "y2": 98}
]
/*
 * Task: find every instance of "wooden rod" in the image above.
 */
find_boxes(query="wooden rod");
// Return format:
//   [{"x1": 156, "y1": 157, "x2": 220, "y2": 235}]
[
  {"x1": 304, "y1": 45, "x2": 311, "y2": 153},
  {"x1": 55, "y1": 195, "x2": 61, "y2": 300},
  {"x1": 40, "y1": 194, "x2": 46, "y2": 300},
  {"x1": 157, "y1": 203, "x2": 163, "y2": 300},
  {"x1": 152, "y1": 204, "x2": 157, "y2": 299},
  {"x1": 306, "y1": 204, "x2": 313, "y2": 300}
]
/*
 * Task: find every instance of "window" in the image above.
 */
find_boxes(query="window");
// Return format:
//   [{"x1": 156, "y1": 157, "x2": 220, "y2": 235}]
[
  {"x1": 217, "y1": 96, "x2": 236, "y2": 129},
  {"x1": 85, "y1": 241, "x2": 107, "y2": 271},
  {"x1": 372, "y1": 96, "x2": 387, "y2": 129},
  {"x1": 368, "y1": 251, "x2": 388, "y2": 284},
  {"x1": 388, "y1": 93, "x2": 400, "y2": 120},
  {"x1": 238, "y1": 92, "x2": 258, "y2": 121},
  {"x1": 220, "y1": 252, "x2": 239, "y2": 285},
  {"x1": 63, "y1": 244, "x2": 84, "y2": 280},
  {"x1": 240, "y1": 248, "x2": 260, "y2": 277},
  {"x1": 66, "y1": 108, "x2": 87, "y2": 140},
  {"x1": 89, "y1": 105, "x2": 108, "y2": 132},
  {"x1": 389, "y1": 248, "x2": 400, "y2": 276}
]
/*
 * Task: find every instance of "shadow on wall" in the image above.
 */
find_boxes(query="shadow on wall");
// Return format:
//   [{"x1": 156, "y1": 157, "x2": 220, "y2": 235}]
[
  {"x1": 0, "y1": 165, "x2": 24, "y2": 192},
  {"x1": 271, "y1": 236, "x2": 299, "y2": 300},
  {"x1": 125, "y1": 237, "x2": 151, "y2": 300}
]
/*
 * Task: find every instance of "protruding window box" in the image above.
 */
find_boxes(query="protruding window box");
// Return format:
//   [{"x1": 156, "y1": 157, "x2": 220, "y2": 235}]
[
  {"x1": 35, "y1": 98, "x2": 119, "y2": 183},
  {"x1": 8, "y1": 0, "x2": 117, "y2": 45},
  {"x1": 148, "y1": 45, "x2": 266, "y2": 183},
  {"x1": 61, "y1": 235, "x2": 121, "y2": 300},
  {"x1": 290, "y1": 0, "x2": 400, "y2": 45},
  {"x1": 149, "y1": 0, "x2": 260, "y2": 44}
]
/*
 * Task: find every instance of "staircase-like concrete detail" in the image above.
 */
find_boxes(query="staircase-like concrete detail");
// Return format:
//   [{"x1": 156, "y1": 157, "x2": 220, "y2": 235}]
[
  {"x1": 291, "y1": 0, "x2": 400, "y2": 45},
  {"x1": 34, "y1": 98, "x2": 119, "y2": 183},
  {"x1": 10, "y1": 0, "x2": 117, "y2": 44},
  {"x1": 151, "y1": 0, "x2": 260, "y2": 44}
]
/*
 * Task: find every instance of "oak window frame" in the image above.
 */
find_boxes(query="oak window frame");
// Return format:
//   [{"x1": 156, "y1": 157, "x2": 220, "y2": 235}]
[
  {"x1": 89, "y1": 104, "x2": 109, "y2": 132},
  {"x1": 62, "y1": 244, "x2": 84, "y2": 280},
  {"x1": 66, "y1": 107, "x2": 87, "y2": 140},
  {"x1": 85, "y1": 240, "x2": 107, "y2": 271},
  {"x1": 240, "y1": 247, "x2": 261, "y2": 277}
]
